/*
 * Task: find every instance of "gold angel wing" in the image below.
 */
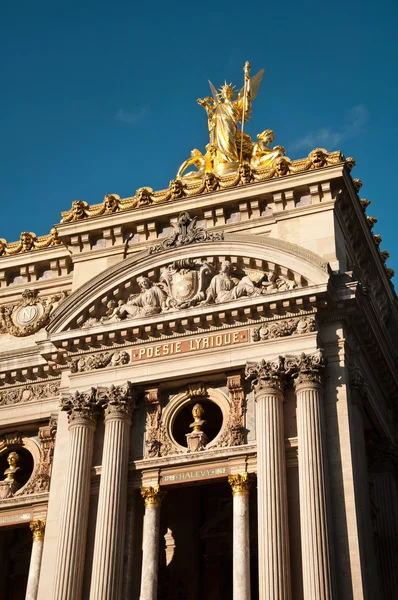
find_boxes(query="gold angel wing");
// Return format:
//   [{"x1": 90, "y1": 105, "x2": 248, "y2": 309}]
[
  {"x1": 238, "y1": 67, "x2": 265, "y2": 101},
  {"x1": 208, "y1": 80, "x2": 220, "y2": 105}
]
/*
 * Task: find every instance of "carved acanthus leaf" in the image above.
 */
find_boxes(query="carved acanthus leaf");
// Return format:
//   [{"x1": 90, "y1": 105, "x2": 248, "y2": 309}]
[
  {"x1": 0, "y1": 381, "x2": 60, "y2": 407},
  {"x1": 70, "y1": 351, "x2": 130, "y2": 373},
  {"x1": 251, "y1": 316, "x2": 315, "y2": 342},
  {"x1": 245, "y1": 357, "x2": 285, "y2": 393}
]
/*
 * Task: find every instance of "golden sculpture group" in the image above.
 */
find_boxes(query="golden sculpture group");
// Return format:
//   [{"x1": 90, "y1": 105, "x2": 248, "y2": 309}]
[{"x1": 1, "y1": 60, "x2": 387, "y2": 278}]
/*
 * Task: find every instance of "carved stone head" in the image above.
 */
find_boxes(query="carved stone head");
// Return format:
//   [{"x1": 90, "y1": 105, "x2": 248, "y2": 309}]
[
  {"x1": 137, "y1": 276, "x2": 152, "y2": 291},
  {"x1": 20, "y1": 232, "x2": 36, "y2": 252},
  {"x1": 103, "y1": 194, "x2": 119, "y2": 213},
  {"x1": 346, "y1": 157, "x2": 356, "y2": 172},
  {"x1": 50, "y1": 227, "x2": 61, "y2": 245},
  {"x1": 309, "y1": 148, "x2": 328, "y2": 168},
  {"x1": 239, "y1": 162, "x2": 252, "y2": 184},
  {"x1": 136, "y1": 188, "x2": 153, "y2": 206},
  {"x1": 204, "y1": 172, "x2": 218, "y2": 192},
  {"x1": 274, "y1": 156, "x2": 291, "y2": 177},
  {"x1": 169, "y1": 179, "x2": 184, "y2": 200},
  {"x1": 71, "y1": 200, "x2": 88, "y2": 220}
]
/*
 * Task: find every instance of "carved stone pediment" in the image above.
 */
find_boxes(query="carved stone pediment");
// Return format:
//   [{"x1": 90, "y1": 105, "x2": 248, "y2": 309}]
[{"x1": 81, "y1": 255, "x2": 301, "y2": 329}]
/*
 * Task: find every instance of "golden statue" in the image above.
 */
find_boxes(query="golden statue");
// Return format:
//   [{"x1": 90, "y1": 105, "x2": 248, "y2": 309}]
[
  {"x1": 197, "y1": 61, "x2": 264, "y2": 173},
  {"x1": 250, "y1": 130, "x2": 285, "y2": 169},
  {"x1": 4, "y1": 451, "x2": 21, "y2": 481},
  {"x1": 190, "y1": 403, "x2": 206, "y2": 433}
]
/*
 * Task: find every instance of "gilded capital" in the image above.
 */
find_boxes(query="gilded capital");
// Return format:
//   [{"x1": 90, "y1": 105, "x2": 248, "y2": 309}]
[
  {"x1": 285, "y1": 351, "x2": 325, "y2": 390},
  {"x1": 228, "y1": 472, "x2": 252, "y2": 496},
  {"x1": 30, "y1": 519, "x2": 46, "y2": 541},
  {"x1": 60, "y1": 389, "x2": 99, "y2": 426},
  {"x1": 245, "y1": 357, "x2": 285, "y2": 395},
  {"x1": 98, "y1": 381, "x2": 136, "y2": 420},
  {"x1": 141, "y1": 485, "x2": 166, "y2": 508}
]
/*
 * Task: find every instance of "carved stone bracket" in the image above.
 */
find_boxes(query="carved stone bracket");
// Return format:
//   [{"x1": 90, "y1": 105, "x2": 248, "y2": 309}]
[
  {"x1": 144, "y1": 388, "x2": 162, "y2": 458},
  {"x1": 216, "y1": 373, "x2": 246, "y2": 447},
  {"x1": 23, "y1": 418, "x2": 57, "y2": 495}
]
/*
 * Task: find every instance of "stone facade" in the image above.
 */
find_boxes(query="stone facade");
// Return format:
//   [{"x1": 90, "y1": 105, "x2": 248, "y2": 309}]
[{"x1": 0, "y1": 106, "x2": 397, "y2": 600}]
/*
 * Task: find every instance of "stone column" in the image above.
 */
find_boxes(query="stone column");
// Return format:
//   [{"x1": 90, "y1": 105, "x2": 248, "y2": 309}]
[
  {"x1": 291, "y1": 351, "x2": 333, "y2": 600},
  {"x1": 369, "y1": 438, "x2": 398, "y2": 600},
  {"x1": 89, "y1": 383, "x2": 136, "y2": 600},
  {"x1": 53, "y1": 390, "x2": 98, "y2": 600},
  {"x1": 245, "y1": 358, "x2": 292, "y2": 600},
  {"x1": 25, "y1": 520, "x2": 46, "y2": 600},
  {"x1": 139, "y1": 486, "x2": 166, "y2": 600},
  {"x1": 228, "y1": 473, "x2": 252, "y2": 600}
]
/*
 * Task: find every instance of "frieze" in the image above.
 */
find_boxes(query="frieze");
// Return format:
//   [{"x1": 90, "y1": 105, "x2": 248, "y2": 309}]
[
  {"x1": 70, "y1": 350, "x2": 129, "y2": 373},
  {"x1": 251, "y1": 315, "x2": 315, "y2": 341},
  {"x1": 81, "y1": 256, "x2": 298, "y2": 329},
  {"x1": 0, "y1": 289, "x2": 67, "y2": 337},
  {"x1": 0, "y1": 380, "x2": 61, "y2": 407}
]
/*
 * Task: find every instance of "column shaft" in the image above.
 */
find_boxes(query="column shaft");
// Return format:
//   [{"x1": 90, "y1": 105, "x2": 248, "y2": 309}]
[
  {"x1": 53, "y1": 418, "x2": 96, "y2": 600},
  {"x1": 256, "y1": 387, "x2": 291, "y2": 600},
  {"x1": 296, "y1": 382, "x2": 332, "y2": 600},
  {"x1": 139, "y1": 487, "x2": 165, "y2": 600},
  {"x1": 25, "y1": 521, "x2": 45, "y2": 600},
  {"x1": 229, "y1": 473, "x2": 251, "y2": 600},
  {"x1": 89, "y1": 412, "x2": 132, "y2": 600}
]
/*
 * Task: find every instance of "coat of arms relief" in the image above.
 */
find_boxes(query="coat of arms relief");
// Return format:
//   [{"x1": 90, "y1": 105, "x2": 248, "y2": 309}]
[{"x1": 0, "y1": 289, "x2": 67, "y2": 337}]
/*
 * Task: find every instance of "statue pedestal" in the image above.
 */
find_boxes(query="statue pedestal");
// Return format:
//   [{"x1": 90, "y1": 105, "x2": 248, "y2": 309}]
[
  {"x1": 0, "y1": 479, "x2": 20, "y2": 499},
  {"x1": 186, "y1": 431, "x2": 208, "y2": 453}
]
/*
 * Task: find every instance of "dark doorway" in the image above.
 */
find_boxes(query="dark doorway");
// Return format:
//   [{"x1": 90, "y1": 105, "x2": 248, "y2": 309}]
[
  {"x1": 158, "y1": 480, "x2": 258, "y2": 600},
  {"x1": 0, "y1": 525, "x2": 32, "y2": 600}
]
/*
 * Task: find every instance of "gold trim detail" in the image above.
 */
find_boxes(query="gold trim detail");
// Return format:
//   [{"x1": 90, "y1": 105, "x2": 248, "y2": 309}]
[
  {"x1": 228, "y1": 472, "x2": 252, "y2": 496},
  {"x1": 30, "y1": 519, "x2": 46, "y2": 541},
  {"x1": 141, "y1": 485, "x2": 166, "y2": 508}
]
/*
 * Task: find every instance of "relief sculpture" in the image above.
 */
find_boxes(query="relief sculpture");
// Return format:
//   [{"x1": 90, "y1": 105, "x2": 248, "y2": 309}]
[{"x1": 82, "y1": 257, "x2": 297, "y2": 328}]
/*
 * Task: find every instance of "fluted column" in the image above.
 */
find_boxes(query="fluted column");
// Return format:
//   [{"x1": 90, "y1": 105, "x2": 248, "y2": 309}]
[
  {"x1": 139, "y1": 486, "x2": 166, "y2": 600},
  {"x1": 25, "y1": 520, "x2": 46, "y2": 600},
  {"x1": 229, "y1": 473, "x2": 252, "y2": 600},
  {"x1": 89, "y1": 383, "x2": 136, "y2": 600},
  {"x1": 369, "y1": 439, "x2": 398, "y2": 600},
  {"x1": 246, "y1": 358, "x2": 292, "y2": 600},
  {"x1": 291, "y1": 352, "x2": 333, "y2": 600},
  {"x1": 53, "y1": 390, "x2": 98, "y2": 600}
]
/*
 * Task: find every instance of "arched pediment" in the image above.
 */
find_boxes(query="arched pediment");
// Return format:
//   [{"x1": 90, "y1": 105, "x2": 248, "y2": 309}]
[{"x1": 47, "y1": 233, "x2": 330, "y2": 334}]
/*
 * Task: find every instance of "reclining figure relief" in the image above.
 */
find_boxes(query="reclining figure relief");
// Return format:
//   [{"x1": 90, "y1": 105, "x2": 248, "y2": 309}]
[{"x1": 81, "y1": 259, "x2": 298, "y2": 328}]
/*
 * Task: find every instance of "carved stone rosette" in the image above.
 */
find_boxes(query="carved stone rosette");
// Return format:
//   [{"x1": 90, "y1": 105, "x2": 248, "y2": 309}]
[{"x1": 141, "y1": 485, "x2": 166, "y2": 508}]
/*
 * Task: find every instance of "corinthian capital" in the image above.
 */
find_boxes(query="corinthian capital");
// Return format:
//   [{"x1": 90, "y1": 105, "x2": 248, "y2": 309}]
[
  {"x1": 285, "y1": 350, "x2": 325, "y2": 388},
  {"x1": 60, "y1": 388, "x2": 99, "y2": 425},
  {"x1": 228, "y1": 472, "x2": 252, "y2": 496},
  {"x1": 245, "y1": 357, "x2": 285, "y2": 394},
  {"x1": 98, "y1": 381, "x2": 136, "y2": 419},
  {"x1": 141, "y1": 485, "x2": 166, "y2": 508},
  {"x1": 30, "y1": 519, "x2": 46, "y2": 540}
]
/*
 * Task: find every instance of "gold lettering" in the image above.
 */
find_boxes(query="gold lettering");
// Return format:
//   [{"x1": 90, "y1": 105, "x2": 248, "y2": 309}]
[
  {"x1": 224, "y1": 333, "x2": 231, "y2": 344},
  {"x1": 175, "y1": 342, "x2": 181, "y2": 354},
  {"x1": 215, "y1": 335, "x2": 222, "y2": 346},
  {"x1": 202, "y1": 337, "x2": 209, "y2": 349},
  {"x1": 147, "y1": 347, "x2": 153, "y2": 358},
  {"x1": 138, "y1": 348, "x2": 146, "y2": 359},
  {"x1": 163, "y1": 344, "x2": 169, "y2": 356},
  {"x1": 154, "y1": 345, "x2": 161, "y2": 357},
  {"x1": 233, "y1": 332, "x2": 239, "y2": 343}
]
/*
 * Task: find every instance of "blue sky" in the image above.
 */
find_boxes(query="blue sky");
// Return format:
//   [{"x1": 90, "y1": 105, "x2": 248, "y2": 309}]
[{"x1": 1, "y1": 0, "x2": 398, "y2": 279}]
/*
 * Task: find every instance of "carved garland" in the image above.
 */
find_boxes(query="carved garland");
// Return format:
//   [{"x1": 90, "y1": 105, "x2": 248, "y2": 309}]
[{"x1": 0, "y1": 380, "x2": 61, "y2": 407}]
